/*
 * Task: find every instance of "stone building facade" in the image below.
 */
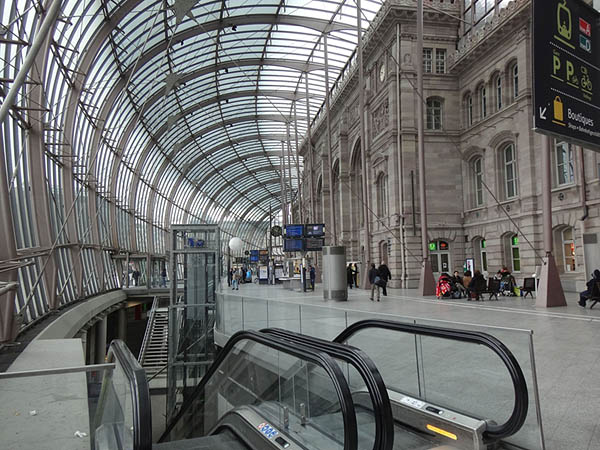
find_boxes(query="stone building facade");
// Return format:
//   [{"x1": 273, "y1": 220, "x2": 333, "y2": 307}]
[{"x1": 298, "y1": 0, "x2": 600, "y2": 291}]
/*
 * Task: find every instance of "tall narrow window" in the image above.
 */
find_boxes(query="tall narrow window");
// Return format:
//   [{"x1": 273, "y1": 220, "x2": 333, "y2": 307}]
[
  {"x1": 504, "y1": 143, "x2": 518, "y2": 199},
  {"x1": 512, "y1": 63, "x2": 519, "y2": 99},
  {"x1": 480, "y1": 85, "x2": 487, "y2": 118},
  {"x1": 377, "y1": 173, "x2": 388, "y2": 218},
  {"x1": 473, "y1": 157, "x2": 484, "y2": 206},
  {"x1": 555, "y1": 140, "x2": 575, "y2": 186},
  {"x1": 467, "y1": 95, "x2": 473, "y2": 126},
  {"x1": 496, "y1": 75, "x2": 502, "y2": 110},
  {"x1": 426, "y1": 98, "x2": 443, "y2": 130},
  {"x1": 481, "y1": 239, "x2": 488, "y2": 272},
  {"x1": 436, "y1": 49, "x2": 446, "y2": 74},
  {"x1": 510, "y1": 235, "x2": 521, "y2": 272},
  {"x1": 562, "y1": 228, "x2": 577, "y2": 272},
  {"x1": 423, "y1": 48, "x2": 433, "y2": 73}
]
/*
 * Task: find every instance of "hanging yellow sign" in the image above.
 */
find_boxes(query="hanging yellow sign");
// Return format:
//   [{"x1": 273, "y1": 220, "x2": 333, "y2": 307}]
[{"x1": 552, "y1": 96, "x2": 565, "y2": 125}]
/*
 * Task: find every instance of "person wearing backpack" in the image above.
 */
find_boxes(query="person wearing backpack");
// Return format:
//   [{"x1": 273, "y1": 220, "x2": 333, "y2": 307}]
[{"x1": 368, "y1": 263, "x2": 381, "y2": 302}]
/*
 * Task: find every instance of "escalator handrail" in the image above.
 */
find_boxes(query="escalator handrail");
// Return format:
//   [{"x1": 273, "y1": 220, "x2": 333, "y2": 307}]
[
  {"x1": 105, "y1": 339, "x2": 153, "y2": 450},
  {"x1": 334, "y1": 319, "x2": 528, "y2": 442},
  {"x1": 159, "y1": 330, "x2": 358, "y2": 450},
  {"x1": 261, "y1": 328, "x2": 394, "y2": 450}
]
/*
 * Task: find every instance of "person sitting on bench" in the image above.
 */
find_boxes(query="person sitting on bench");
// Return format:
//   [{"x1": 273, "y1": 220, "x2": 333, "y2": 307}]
[{"x1": 579, "y1": 269, "x2": 600, "y2": 307}]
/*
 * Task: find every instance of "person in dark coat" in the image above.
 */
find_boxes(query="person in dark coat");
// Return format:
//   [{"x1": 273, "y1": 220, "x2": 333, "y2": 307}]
[
  {"x1": 368, "y1": 263, "x2": 380, "y2": 301},
  {"x1": 377, "y1": 263, "x2": 392, "y2": 296},
  {"x1": 309, "y1": 265, "x2": 316, "y2": 290},
  {"x1": 579, "y1": 269, "x2": 600, "y2": 307},
  {"x1": 346, "y1": 264, "x2": 354, "y2": 289},
  {"x1": 468, "y1": 270, "x2": 486, "y2": 301}
]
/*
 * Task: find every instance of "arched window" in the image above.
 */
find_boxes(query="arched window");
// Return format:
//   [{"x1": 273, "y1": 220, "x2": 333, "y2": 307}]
[
  {"x1": 555, "y1": 139, "x2": 575, "y2": 186},
  {"x1": 376, "y1": 172, "x2": 388, "y2": 219},
  {"x1": 495, "y1": 75, "x2": 502, "y2": 110},
  {"x1": 479, "y1": 85, "x2": 487, "y2": 119},
  {"x1": 503, "y1": 143, "x2": 518, "y2": 199},
  {"x1": 472, "y1": 157, "x2": 484, "y2": 207},
  {"x1": 562, "y1": 227, "x2": 577, "y2": 272},
  {"x1": 466, "y1": 94, "x2": 474, "y2": 126},
  {"x1": 512, "y1": 63, "x2": 519, "y2": 99},
  {"x1": 426, "y1": 98, "x2": 443, "y2": 130}
]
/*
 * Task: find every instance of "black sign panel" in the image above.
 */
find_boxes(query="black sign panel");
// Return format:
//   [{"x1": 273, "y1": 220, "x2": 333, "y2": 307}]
[
  {"x1": 533, "y1": 0, "x2": 600, "y2": 149},
  {"x1": 305, "y1": 238, "x2": 324, "y2": 251}
]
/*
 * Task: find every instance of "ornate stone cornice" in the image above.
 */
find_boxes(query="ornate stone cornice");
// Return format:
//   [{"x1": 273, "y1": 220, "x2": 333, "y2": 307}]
[{"x1": 449, "y1": 0, "x2": 531, "y2": 72}]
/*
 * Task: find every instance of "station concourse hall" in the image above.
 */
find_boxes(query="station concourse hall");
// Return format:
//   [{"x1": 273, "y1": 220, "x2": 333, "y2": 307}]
[{"x1": 1, "y1": 1, "x2": 600, "y2": 450}]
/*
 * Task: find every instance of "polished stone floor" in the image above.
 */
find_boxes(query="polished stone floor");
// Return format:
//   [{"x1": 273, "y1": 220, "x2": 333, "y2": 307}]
[{"x1": 219, "y1": 281, "x2": 600, "y2": 450}]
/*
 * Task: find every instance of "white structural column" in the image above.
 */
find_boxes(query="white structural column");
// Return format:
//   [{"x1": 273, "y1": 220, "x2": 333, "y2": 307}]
[
  {"x1": 280, "y1": 141, "x2": 288, "y2": 226},
  {"x1": 416, "y1": 0, "x2": 435, "y2": 295},
  {"x1": 324, "y1": 35, "x2": 338, "y2": 245},
  {"x1": 293, "y1": 100, "x2": 303, "y2": 224},
  {"x1": 286, "y1": 122, "x2": 295, "y2": 224},
  {"x1": 357, "y1": 0, "x2": 372, "y2": 288},
  {"x1": 536, "y1": 134, "x2": 567, "y2": 307},
  {"x1": 304, "y1": 73, "x2": 316, "y2": 223}
]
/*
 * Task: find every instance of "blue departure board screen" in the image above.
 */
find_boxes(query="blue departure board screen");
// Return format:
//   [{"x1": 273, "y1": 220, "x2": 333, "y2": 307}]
[{"x1": 285, "y1": 224, "x2": 304, "y2": 238}]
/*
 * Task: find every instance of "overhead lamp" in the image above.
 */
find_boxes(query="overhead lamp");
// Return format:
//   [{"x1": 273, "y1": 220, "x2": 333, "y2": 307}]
[{"x1": 232, "y1": 25, "x2": 237, "y2": 31}]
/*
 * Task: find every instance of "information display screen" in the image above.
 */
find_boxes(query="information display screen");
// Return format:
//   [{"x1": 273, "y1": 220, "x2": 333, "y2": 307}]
[
  {"x1": 250, "y1": 250, "x2": 259, "y2": 262},
  {"x1": 283, "y1": 239, "x2": 304, "y2": 252},
  {"x1": 304, "y1": 238, "x2": 324, "y2": 251},
  {"x1": 285, "y1": 224, "x2": 304, "y2": 238},
  {"x1": 304, "y1": 224, "x2": 325, "y2": 237},
  {"x1": 259, "y1": 249, "x2": 269, "y2": 263}
]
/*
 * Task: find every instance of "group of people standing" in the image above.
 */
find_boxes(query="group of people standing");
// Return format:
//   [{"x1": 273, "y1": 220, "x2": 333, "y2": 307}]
[
  {"x1": 346, "y1": 263, "x2": 360, "y2": 289},
  {"x1": 367, "y1": 263, "x2": 392, "y2": 302},
  {"x1": 229, "y1": 266, "x2": 251, "y2": 290}
]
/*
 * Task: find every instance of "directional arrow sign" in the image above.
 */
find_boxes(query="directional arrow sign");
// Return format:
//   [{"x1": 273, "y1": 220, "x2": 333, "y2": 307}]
[{"x1": 533, "y1": 0, "x2": 600, "y2": 150}]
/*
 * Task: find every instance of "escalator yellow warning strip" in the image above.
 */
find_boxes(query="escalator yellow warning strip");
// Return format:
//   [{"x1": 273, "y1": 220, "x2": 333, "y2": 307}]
[{"x1": 426, "y1": 424, "x2": 458, "y2": 440}]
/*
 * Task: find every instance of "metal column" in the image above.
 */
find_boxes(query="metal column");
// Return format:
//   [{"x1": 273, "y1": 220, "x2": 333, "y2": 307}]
[
  {"x1": 324, "y1": 35, "x2": 338, "y2": 245},
  {"x1": 416, "y1": 0, "x2": 435, "y2": 295},
  {"x1": 304, "y1": 74, "x2": 316, "y2": 223},
  {"x1": 357, "y1": 0, "x2": 372, "y2": 289},
  {"x1": 536, "y1": 135, "x2": 567, "y2": 307}
]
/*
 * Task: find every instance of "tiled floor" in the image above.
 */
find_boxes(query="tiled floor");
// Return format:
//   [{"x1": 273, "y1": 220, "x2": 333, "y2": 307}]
[{"x1": 221, "y1": 281, "x2": 600, "y2": 450}]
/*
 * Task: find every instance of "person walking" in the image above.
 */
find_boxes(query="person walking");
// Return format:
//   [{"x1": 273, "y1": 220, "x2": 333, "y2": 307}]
[
  {"x1": 377, "y1": 262, "x2": 391, "y2": 296},
  {"x1": 160, "y1": 267, "x2": 167, "y2": 287},
  {"x1": 346, "y1": 264, "x2": 354, "y2": 289},
  {"x1": 232, "y1": 269, "x2": 240, "y2": 290},
  {"x1": 352, "y1": 263, "x2": 359, "y2": 288},
  {"x1": 132, "y1": 268, "x2": 140, "y2": 286},
  {"x1": 368, "y1": 263, "x2": 381, "y2": 302},
  {"x1": 309, "y1": 265, "x2": 316, "y2": 290}
]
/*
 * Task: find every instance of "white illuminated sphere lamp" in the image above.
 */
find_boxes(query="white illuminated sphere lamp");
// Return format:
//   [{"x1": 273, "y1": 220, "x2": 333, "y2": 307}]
[{"x1": 229, "y1": 237, "x2": 243, "y2": 253}]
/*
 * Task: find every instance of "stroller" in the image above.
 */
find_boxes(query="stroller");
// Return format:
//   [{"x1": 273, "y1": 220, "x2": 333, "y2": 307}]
[
  {"x1": 500, "y1": 274, "x2": 517, "y2": 296},
  {"x1": 436, "y1": 273, "x2": 453, "y2": 299}
]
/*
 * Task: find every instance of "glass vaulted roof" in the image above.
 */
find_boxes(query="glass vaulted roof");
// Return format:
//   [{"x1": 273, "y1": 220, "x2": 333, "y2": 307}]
[{"x1": 2, "y1": 0, "x2": 383, "y2": 246}]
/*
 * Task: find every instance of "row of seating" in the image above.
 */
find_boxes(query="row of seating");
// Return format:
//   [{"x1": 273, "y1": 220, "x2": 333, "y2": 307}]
[{"x1": 471, "y1": 277, "x2": 536, "y2": 301}]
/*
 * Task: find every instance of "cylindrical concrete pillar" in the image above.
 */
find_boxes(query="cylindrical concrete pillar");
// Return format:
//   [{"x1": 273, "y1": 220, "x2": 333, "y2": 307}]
[
  {"x1": 117, "y1": 307, "x2": 127, "y2": 342},
  {"x1": 87, "y1": 325, "x2": 96, "y2": 365},
  {"x1": 322, "y1": 246, "x2": 347, "y2": 301},
  {"x1": 95, "y1": 316, "x2": 108, "y2": 364}
]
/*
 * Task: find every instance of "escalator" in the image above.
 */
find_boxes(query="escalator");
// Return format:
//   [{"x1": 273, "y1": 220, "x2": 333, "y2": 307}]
[
  {"x1": 332, "y1": 320, "x2": 530, "y2": 450},
  {"x1": 95, "y1": 319, "x2": 529, "y2": 450},
  {"x1": 95, "y1": 330, "x2": 364, "y2": 450}
]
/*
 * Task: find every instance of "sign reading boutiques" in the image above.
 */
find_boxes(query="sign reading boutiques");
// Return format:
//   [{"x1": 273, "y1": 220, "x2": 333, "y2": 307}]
[{"x1": 533, "y1": 0, "x2": 600, "y2": 150}]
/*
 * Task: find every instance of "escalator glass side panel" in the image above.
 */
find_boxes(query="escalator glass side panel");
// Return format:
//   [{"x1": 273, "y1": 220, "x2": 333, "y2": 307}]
[
  {"x1": 261, "y1": 328, "x2": 394, "y2": 450},
  {"x1": 334, "y1": 320, "x2": 529, "y2": 446},
  {"x1": 160, "y1": 331, "x2": 357, "y2": 450},
  {"x1": 94, "y1": 339, "x2": 152, "y2": 450}
]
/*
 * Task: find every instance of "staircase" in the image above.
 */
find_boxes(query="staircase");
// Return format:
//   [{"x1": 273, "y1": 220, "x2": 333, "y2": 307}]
[{"x1": 139, "y1": 297, "x2": 169, "y2": 379}]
